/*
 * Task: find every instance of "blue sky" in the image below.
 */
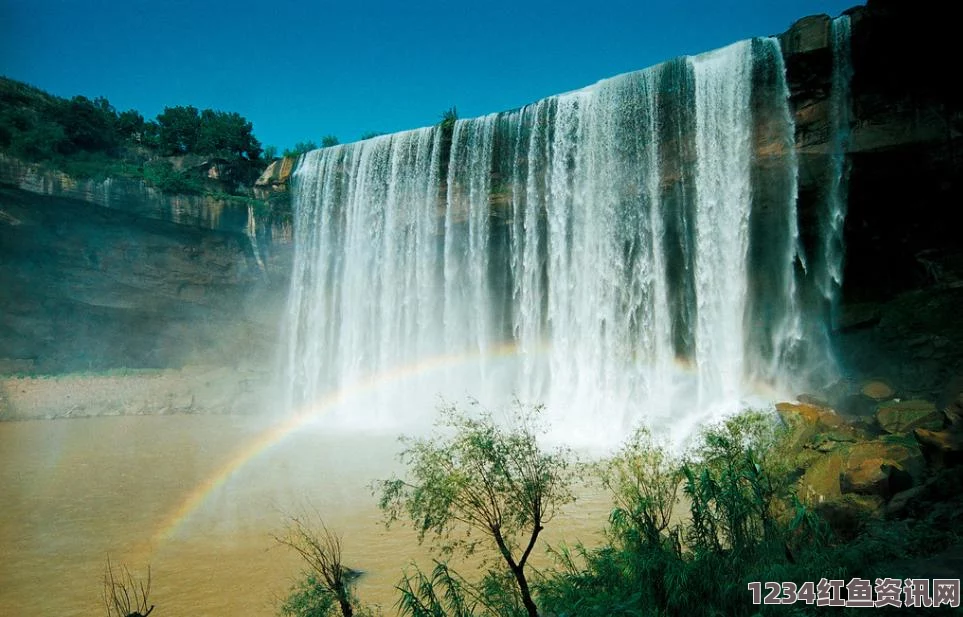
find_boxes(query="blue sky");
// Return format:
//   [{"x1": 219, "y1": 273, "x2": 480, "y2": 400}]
[{"x1": 1, "y1": 0, "x2": 859, "y2": 152}]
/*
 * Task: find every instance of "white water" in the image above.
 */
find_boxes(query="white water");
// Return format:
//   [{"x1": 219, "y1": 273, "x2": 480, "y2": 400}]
[
  {"x1": 825, "y1": 15, "x2": 854, "y2": 330},
  {"x1": 283, "y1": 37, "x2": 849, "y2": 447}
]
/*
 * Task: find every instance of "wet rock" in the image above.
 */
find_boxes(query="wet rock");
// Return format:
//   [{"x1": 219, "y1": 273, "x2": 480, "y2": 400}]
[
  {"x1": 807, "y1": 430, "x2": 859, "y2": 453},
  {"x1": 940, "y1": 377, "x2": 963, "y2": 426},
  {"x1": 776, "y1": 401, "x2": 845, "y2": 430},
  {"x1": 813, "y1": 494, "x2": 884, "y2": 541},
  {"x1": 913, "y1": 428, "x2": 963, "y2": 469},
  {"x1": 797, "y1": 392, "x2": 830, "y2": 407},
  {"x1": 800, "y1": 452, "x2": 846, "y2": 502},
  {"x1": 884, "y1": 485, "x2": 926, "y2": 517},
  {"x1": 838, "y1": 393, "x2": 879, "y2": 418},
  {"x1": 254, "y1": 156, "x2": 296, "y2": 188},
  {"x1": 840, "y1": 457, "x2": 894, "y2": 496},
  {"x1": 861, "y1": 380, "x2": 895, "y2": 400},
  {"x1": 876, "y1": 399, "x2": 944, "y2": 433},
  {"x1": 779, "y1": 401, "x2": 850, "y2": 457},
  {"x1": 840, "y1": 440, "x2": 924, "y2": 499}
]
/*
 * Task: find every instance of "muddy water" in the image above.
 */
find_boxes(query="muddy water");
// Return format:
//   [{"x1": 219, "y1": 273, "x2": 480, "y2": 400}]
[{"x1": 0, "y1": 415, "x2": 609, "y2": 616}]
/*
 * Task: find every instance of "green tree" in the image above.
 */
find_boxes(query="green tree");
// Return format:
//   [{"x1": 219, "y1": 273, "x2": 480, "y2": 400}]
[
  {"x1": 196, "y1": 108, "x2": 262, "y2": 160},
  {"x1": 56, "y1": 95, "x2": 119, "y2": 153},
  {"x1": 377, "y1": 403, "x2": 575, "y2": 617},
  {"x1": 601, "y1": 428, "x2": 681, "y2": 548},
  {"x1": 156, "y1": 105, "x2": 201, "y2": 155},
  {"x1": 283, "y1": 141, "x2": 318, "y2": 157},
  {"x1": 116, "y1": 109, "x2": 147, "y2": 142},
  {"x1": 320, "y1": 135, "x2": 339, "y2": 148}
]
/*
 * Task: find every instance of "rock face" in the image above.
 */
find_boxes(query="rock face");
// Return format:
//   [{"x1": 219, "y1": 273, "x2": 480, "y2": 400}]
[
  {"x1": 0, "y1": 159, "x2": 292, "y2": 372},
  {"x1": 253, "y1": 156, "x2": 296, "y2": 199},
  {"x1": 802, "y1": 0, "x2": 963, "y2": 394}
]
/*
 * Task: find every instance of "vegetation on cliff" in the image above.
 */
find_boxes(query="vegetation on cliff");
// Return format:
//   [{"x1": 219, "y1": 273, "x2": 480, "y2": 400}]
[{"x1": 0, "y1": 76, "x2": 269, "y2": 198}]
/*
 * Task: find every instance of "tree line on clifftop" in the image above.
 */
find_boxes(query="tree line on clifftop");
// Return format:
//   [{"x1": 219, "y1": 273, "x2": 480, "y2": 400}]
[
  {"x1": 1, "y1": 77, "x2": 459, "y2": 199},
  {"x1": 0, "y1": 76, "x2": 343, "y2": 196}
]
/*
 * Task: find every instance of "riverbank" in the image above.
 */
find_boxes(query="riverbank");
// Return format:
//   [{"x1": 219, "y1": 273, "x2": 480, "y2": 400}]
[{"x1": 0, "y1": 366, "x2": 277, "y2": 420}]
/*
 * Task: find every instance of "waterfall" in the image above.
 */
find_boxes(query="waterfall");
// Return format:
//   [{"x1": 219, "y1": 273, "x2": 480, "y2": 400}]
[
  {"x1": 826, "y1": 15, "x2": 853, "y2": 330},
  {"x1": 283, "y1": 36, "x2": 847, "y2": 445}
]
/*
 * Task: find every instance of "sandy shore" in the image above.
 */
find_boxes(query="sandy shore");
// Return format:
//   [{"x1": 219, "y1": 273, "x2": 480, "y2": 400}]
[{"x1": 0, "y1": 366, "x2": 279, "y2": 420}]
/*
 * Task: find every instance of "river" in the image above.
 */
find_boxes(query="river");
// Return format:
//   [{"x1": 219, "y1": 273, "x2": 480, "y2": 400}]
[{"x1": 0, "y1": 414, "x2": 608, "y2": 616}]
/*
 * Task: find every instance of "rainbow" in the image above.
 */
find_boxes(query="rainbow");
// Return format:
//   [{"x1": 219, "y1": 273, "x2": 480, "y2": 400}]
[{"x1": 150, "y1": 343, "x2": 524, "y2": 547}]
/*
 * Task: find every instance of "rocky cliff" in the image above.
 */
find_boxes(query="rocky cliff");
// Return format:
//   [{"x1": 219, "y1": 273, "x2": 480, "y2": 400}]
[
  {"x1": 782, "y1": 0, "x2": 962, "y2": 395},
  {"x1": 0, "y1": 155, "x2": 293, "y2": 373}
]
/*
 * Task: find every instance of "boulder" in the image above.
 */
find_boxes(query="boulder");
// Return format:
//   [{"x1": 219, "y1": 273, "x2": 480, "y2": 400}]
[
  {"x1": 800, "y1": 452, "x2": 846, "y2": 502},
  {"x1": 778, "y1": 402, "x2": 850, "y2": 457},
  {"x1": 813, "y1": 494, "x2": 884, "y2": 541},
  {"x1": 884, "y1": 485, "x2": 926, "y2": 517},
  {"x1": 914, "y1": 428, "x2": 963, "y2": 469},
  {"x1": 839, "y1": 440, "x2": 924, "y2": 499},
  {"x1": 861, "y1": 380, "x2": 895, "y2": 400},
  {"x1": 776, "y1": 401, "x2": 845, "y2": 430},
  {"x1": 807, "y1": 430, "x2": 859, "y2": 453},
  {"x1": 840, "y1": 457, "x2": 895, "y2": 496},
  {"x1": 838, "y1": 393, "x2": 879, "y2": 418},
  {"x1": 876, "y1": 399, "x2": 944, "y2": 433},
  {"x1": 941, "y1": 377, "x2": 963, "y2": 426}
]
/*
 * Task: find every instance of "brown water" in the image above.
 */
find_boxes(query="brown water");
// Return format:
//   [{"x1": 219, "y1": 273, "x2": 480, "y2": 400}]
[{"x1": 0, "y1": 415, "x2": 609, "y2": 617}]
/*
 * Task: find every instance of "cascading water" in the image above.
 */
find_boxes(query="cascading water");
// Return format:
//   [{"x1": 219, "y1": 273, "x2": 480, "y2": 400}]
[
  {"x1": 825, "y1": 15, "x2": 853, "y2": 331},
  {"x1": 283, "y1": 35, "x2": 851, "y2": 446}
]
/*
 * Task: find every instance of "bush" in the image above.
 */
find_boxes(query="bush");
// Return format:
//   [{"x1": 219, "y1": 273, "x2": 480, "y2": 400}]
[{"x1": 280, "y1": 574, "x2": 338, "y2": 617}]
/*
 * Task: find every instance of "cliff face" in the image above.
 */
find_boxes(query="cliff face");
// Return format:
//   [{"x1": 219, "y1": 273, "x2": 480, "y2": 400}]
[
  {"x1": 0, "y1": 157, "x2": 292, "y2": 372},
  {"x1": 782, "y1": 0, "x2": 963, "y2": 393}
]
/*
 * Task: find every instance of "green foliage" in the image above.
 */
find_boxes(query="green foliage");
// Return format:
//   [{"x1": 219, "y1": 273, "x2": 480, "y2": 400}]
[
  {"x1": 396, "y1": 561, "x2": 477, "y2": 617},
  {"x1": 537, "y1": 410, "x2": 831, "y2": 617},
  {"x1": 156, "y1": 105, "x2": 261, "y2": 160},
  {"x1": 377, "y1": 402, "x2": 575, "y2": 555},
  {"x1": 264, "y1": 145, "x2": 279, "y2": 160},
  {"x1": 439, "y1": 106, "x2": 458, "y2": 131},
  {"x1": 283, "y1": 141, "x2": 318, "y2": 158},
  {"x1": 377, "y1": 401, "x2": 575, "y2": 617},
  {"x1": 396, "y1": 561, "x2": 524, "y2": 617},
  {"x1": 141, "y1": 159, "x2": 205, "y2": 195},
  {"x1": 321, "y1": 135, "x2": 340, "y2": 148},
  {"x1": 280, "y1": 574, "x2": 337, "y2": 617},
  {"x1": 1, "y1": 76, "x2": 263, "y2": 173},
  {"x1": 681, "y1": 410, "x2": 787, "y2": 556},
  {"x1": 57, "y1": 95, "x2": 119, "y2": 154},
  {"x1": 116, "y1": 109, "x2": 147, "y2": 142},
  {"x1": 600, "y1": 427, "x2": 681, "y2": 547},
  {"x1": 360, "y1": 131, "x2": 385, "y2": 140}
]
